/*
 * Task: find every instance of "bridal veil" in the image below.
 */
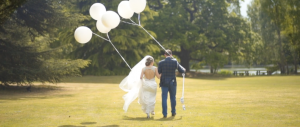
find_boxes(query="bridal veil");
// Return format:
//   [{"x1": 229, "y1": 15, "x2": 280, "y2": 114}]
[{"x1": 119, "y1": 55, "x2": 151, "y2": 112}]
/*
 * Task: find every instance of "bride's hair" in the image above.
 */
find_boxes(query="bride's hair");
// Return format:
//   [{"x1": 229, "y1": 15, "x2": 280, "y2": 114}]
[{"x1": 145, "y1": 57, "x2": 154, "y2": 66}]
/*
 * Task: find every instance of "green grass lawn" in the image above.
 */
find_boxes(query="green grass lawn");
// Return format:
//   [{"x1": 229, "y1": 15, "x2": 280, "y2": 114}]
[{"x1": 0, "y1": 76, "x2": 300, "y2": 127}]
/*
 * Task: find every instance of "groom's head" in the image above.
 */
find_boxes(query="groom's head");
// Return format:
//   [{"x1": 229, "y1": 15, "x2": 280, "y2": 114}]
[{"x1": 164, "y1": 49, "x2": 172, "y2": 57}]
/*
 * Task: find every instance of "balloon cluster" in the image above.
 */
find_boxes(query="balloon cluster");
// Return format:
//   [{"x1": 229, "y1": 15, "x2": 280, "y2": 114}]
[{"x1": 74, "y1": 0, "x2": 147, "y2": 44}]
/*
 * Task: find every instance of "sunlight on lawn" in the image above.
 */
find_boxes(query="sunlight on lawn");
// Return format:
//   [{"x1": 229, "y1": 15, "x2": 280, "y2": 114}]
[{"x1": 0, "y1": 76, "x2": 300, "y2": 126}]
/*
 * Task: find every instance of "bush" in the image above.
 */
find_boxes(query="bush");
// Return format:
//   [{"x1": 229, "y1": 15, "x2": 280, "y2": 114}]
[
  {"x1": 218, "y1": 70, "x2": 233, "y2": 76},
  {"x1": 266, "y1": 65, "x2": 279, "y2": 75}
]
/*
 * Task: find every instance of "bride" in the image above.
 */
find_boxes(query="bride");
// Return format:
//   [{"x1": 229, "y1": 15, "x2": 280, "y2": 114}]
[{"x1": 119, "y1": 55, "x2": 161, "y2": 118}]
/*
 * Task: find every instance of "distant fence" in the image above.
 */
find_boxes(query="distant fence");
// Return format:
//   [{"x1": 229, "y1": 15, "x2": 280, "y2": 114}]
[
  {"x1": 192, "y1": 67, "x2": 300, "y2": 75},
  {"x1": 233, "y1": 70, "x2": 273, "y2": 76}
]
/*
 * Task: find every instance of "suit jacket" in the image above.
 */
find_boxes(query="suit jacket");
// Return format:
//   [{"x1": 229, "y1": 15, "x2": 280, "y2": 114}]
[{"x1": 158, "y1": 57, "x2": 185, "y2": 87}]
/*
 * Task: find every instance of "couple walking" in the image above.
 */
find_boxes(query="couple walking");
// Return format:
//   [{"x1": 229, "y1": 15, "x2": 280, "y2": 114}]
[{"x1": 120, "y1": 50, "x2": 186, "y2": 118}]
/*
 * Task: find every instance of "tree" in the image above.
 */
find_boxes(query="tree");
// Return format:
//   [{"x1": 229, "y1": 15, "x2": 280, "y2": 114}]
[
  {"x1": 261, "y1": 0, "x2": 288, "y2": 74},
  {"x1": 248, "y1": 0, "x2": 300, "y2": 75},
  {"x1": 284, "y1": 0, "x2": 300, "y2": 74},
  {"x1": 146, "y1": 0, "x2": 201, "y2": 72},
  {"x1": 0, "y1": 0, "x2": 90, "y2": 85},
  {"x1": 0, "y1": 0, "x2": 27, "y2": 25},
  {"x1": 147, "y1": 0, "x2": 252, "y2": 73},
  {"x1": 59, "y1": 0, "x2": 160, "y2": 75}
]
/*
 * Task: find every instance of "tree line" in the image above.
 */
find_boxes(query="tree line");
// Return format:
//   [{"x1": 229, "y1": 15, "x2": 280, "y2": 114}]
[
  {"x1": 248, "y1": 0, "x2": 300, "y2": 74},
  {"x1": 0, "y1": 0, "x2": 90, "y2": 85},
  {"x1": 0, "y1": 0, "x2": 299, "y2": 85}
]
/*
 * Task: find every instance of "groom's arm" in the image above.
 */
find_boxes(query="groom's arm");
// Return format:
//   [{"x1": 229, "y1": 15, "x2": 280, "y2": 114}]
[
  {"x1": 158, "y1": 61, "x2": 162, "y2": 74},
  {"x1": 177, "y1": 62, "x2": 186, "y2": 73}
]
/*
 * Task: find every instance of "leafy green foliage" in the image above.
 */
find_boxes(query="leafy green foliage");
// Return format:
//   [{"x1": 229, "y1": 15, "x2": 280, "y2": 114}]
[
  {"x1": 0, "y1": 0, "x2": 27, "y2": 25},
  {"x1": 0, "y1": 40, "x2": 43, "y2": 85},
  {"x1": 61, "y1": 0, "x2": 160, "y2": 75},
  {"x1": 147, "y1": 0, "x2": 253, "y2": 73},
  {"x1": 3, "y1": 0, "x2": 299, "y2": 79},
  {"x1": 218, "y1": 70, "x2": 233, "y2": 76},
  {"x1": 40, "y1": 59, "x2": 90, "y2": 83},
  {"x1": 0, "y1": 0, "x2": 90, "y2": 85},
  {"x1": 190, "y1": 61, "x2": 204, "y2": 72},
  {"x1": 248, "y1": 0, "x2": 300, "y2": 74}
]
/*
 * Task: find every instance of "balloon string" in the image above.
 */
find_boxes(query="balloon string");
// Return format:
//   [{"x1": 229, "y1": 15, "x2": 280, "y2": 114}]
[
  {"x1": 93, "y1": 33, "x2": 109, "y2": 41},
  {"x1": 128, "y1": 19, "x2": 187, "y2": 71},
  {"x1": 138, "y1": 14, "x2": 141, "y2": 25},
  {"x1": 139, "y1": 25, "x2": 168, "y2": 52},
  {"x1": 181, "y1": 73, "x2": 186, "y2": 110},
  {"x1": 128, "y1": 19, "x2": 137, "y2": 24},
  {"x1": 106, "y1": 33, "x2": 132, "y2": 70},
  {"x1": 124, "y1": 15, "x2": 186, "y2": 109},
  {"x1": 123, "y1": 19, "x2": 186, "y2": 71},
  {"x1": 126, "y1": 19, "x2": 169, "y2": 56},
  {"x1": 124, "y1": 17, "x2": 186, "y2": 109},
  {"x1": 121, "y1": 21, "x2": 139, "y2": 26},
  {"x1": 182, "y1": 73, "x2": 185, "y2": 98},
  {"x1": 92, "y1": 32, "x2": 131, "y2": 70}
]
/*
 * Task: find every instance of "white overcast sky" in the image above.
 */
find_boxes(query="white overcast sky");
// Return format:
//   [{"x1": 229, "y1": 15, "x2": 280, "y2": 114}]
[{"x1": 240, "y1": 0, "x2": 253, "y2": 17}]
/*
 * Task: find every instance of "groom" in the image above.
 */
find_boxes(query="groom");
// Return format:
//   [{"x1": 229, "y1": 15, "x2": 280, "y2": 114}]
[{"x1": 158, "y1": 49, "x2": 186, "y2": 118}]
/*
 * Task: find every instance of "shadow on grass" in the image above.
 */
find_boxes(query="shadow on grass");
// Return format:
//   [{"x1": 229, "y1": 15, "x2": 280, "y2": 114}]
[
  {"x1": 61, "y1": 76, "x2": 126, "y2": 84},
  {"x1": 155, "y1": 116, "x2": 182, "y2": 121},
  {"x1": 122, "y1": 116, "x2": 154, "y2": 121},
  {"x1": 58, "y1": 125, "x2": 85, "y2": 127},
  {"x1": 123, "y1": 116, "x2": 182, "y2": 121},
  {"x1": 80, "y1": 122, "x2": 97, "y2": 125},
  {"x1": 58, "y1": 122, "x2": 119, "y2": 127},
  {"x1": 0, "y1": 85, "x2": 61, "y2": 92},
  {"x1": 0, "y1": 85, "x2": 73, "y2": 101},
  {"x1": 0, "y1": 94, "x2": 74, "y2": 101},
  {"x1": 98, "y1": 125, "x2": 119, "y2": 127}
]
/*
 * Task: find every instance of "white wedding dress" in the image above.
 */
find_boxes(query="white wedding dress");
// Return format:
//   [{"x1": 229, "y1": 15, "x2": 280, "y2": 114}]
[
  {"x1": 139, "y1": 66, "x2": 157, "y2": 114},
  {"x1": 119, "y1": 55, "x2": 157, "y2": 114}
]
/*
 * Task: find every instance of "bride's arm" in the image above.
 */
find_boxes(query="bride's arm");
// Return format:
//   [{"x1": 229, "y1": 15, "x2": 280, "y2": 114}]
[
  {"x1": 155, "y1": 68, "x2": 161, "y2": 79},
  {"x1": 140, "y1": 69, "x2": 144, "y2": 79}
]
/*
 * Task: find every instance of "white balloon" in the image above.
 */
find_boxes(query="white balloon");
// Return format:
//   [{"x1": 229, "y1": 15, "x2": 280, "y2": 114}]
[
  {"x1": 118, "y1": 1, "x2": 134, "y2": 19},
  {"x1": 89, "y1": 3, "x2": 106, "y2": 20},
  {"x1": 101, "y1": 11, "x2": 120, "y2": 29},
  {"x1": 129, "y1": 0, "x2": 146, "y2": 13},
  {"x1": 96, "y1": 20, "x2": 111, "y2": 33},
  {"x1": 74, "y1": 26, "x2": 93, "y2": 44}
]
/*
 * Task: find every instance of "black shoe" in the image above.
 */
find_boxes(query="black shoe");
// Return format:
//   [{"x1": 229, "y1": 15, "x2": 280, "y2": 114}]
[
  {"x1": 172, "y1": 113, "x2": 176, "y2": 116},
  {"x1": 163, "y1": 115, "x2": 167, "y2": 118}
]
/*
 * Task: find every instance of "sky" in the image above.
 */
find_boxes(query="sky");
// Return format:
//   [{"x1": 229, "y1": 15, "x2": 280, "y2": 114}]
[{"x1": 240, "y1": 0, "x2": 253, "y2": 17}]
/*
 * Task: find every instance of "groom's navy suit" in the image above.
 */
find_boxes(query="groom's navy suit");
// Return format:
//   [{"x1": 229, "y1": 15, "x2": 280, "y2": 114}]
[{"x1": 158, "y1": 57, "x2": 185, "y2": 116}]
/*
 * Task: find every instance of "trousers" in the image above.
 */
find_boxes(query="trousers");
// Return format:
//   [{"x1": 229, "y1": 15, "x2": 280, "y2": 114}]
[{"x1": 161, "y1": 84, "x2": 177, "y2": 116}]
